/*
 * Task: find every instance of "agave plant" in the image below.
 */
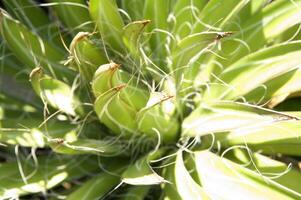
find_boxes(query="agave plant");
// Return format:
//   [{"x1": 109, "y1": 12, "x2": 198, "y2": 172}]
[{"x1": 1, "y1": 0, "x2": 301, "y2": 199}]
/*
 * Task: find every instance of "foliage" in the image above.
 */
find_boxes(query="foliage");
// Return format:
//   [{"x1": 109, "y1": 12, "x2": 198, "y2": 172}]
[{"x1": 1, "y1": 0, "x2": 301, "y2": 199}]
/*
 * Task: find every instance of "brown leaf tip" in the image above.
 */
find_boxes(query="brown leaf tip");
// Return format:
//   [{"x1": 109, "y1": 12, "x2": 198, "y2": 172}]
[
  {"x1": 114, "y1": 84, "x2": 127, "y2": 91},
  {"x1": 29, "y1": 67, "x2": 43, "y2": 81},
  {"x1": 216, "y1": 32, "x2": 233, "y2": 40}
]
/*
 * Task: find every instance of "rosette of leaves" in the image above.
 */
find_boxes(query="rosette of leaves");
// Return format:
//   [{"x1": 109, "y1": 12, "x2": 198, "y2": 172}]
[{"x1": 1, "y1": 0, "x2": 301, "y2": 199}]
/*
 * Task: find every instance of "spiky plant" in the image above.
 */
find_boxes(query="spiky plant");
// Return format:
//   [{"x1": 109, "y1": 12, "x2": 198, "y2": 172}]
[{"x1": 1, "y1": 0, "x2": 301, "y2": 199}]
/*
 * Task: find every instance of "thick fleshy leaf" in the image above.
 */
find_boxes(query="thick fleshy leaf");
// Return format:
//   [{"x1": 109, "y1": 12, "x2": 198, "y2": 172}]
[
  {"x1": 193, "y1": 0, "x2": 249, "y2": 32},
  {"x1": 194, "y1": 151, "x2": 301, "y2": 199},
  {"x1": 122, "y1": 150, "x2": 165, "y2": 185},
  {"x1": 144, "y1": 0, "x2": 170, "y2": 68},
  {"x1": 90, "y1": 0, "x2": 125, "y2": 52},
  {"x1": 171, "y1": 31, "x2": 231, "y2": 89},
  {"x1": 239, "y1": 0, "x2": 301, "y2": 52},
  {"x1": 94, "y1": 85, "x2": 138, "y2": 135},
  {"x1": 226, "y1": 149, "x2": 301, "y2": 194},
  {"x1": 118, "y1": 0, "x2": 145, "y2": 21},
  {"x1": 198, "y1": 0, "x2": 301, "y2": 82},
  {"x1": 172, "y1": 32, "x2": 230, "y2": 69},
  {"x1": 233, "y1": 0, "x2": 270, "y2": 27},
  {"x1": 137, "y1": 92, "x2": 179, "y2": 143},
  {"x1": 30, "y1": 68, "x2": 83, "y2": 116},
  {"x1": 245, "y1": 68, "x2": 301, "y2": 108},
  {"x1": 66, "y1": 159, "x2": 127, "y2": 200},
  {"x1": 0, "y1": 118, "x2": 77, "y2": 148},
  {"x1": 123, "y1": 20, "x2": 150, "y2": 59},
  {"x1": 120, "y1": 186, "x2": 150, "y2": 200},
  {"x1": 182, "y1": 101, "x2": 296, "y2": 137},
  {"x1": 0, "y1": 94, "x2": 39, "y2": 118},
  {"x1": 219, "y1": 118, "x2": 301, "y2": 156},
  {"x1": 0, "y1": 73, "x2": 41, "y2": 109},
  {"x1": 49, "y1": 138, "x2": 127, "y2": 157},
  {"x1": 0, "y1": 155, "x2": 99, "y2": 199},
  {"x1": 164, "y1": 151, "x2": 209, "y2": 200},
  {"x1": 66, "y1": 172, "x2": 120, "y2": 200},
  {"x1": 2, "y1": 0, "x2": 60, "y2": 44},
  {"x1": 0, "y1": 10, "x2": 73, "y2": 81},
  {"x1": 203, "y1": 41, "x2": 301, "y2": 101},
  {"x1": 48, "y1": 0, "x2": 93, "y2": 33},
  {"x1": 69, "y1": 32, "x2": 108, "y2": 82},
  {"x1": 172, "y1": 0, "x2": 207, "y2": 40},
  {"x1": 276, "y1": 98, "x2": 301, "y2": 112}
]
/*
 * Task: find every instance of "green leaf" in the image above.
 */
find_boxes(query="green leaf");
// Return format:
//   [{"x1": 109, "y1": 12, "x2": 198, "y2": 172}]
[
  {"x1": 2, "y1": 0, "x2": 60, "y2": 44},
  {"x1": 66, "y1": 172, "x2": 120, "y2": 200},
  {"x1": 48, "y1": 0, "x2": 93, "y2": 33},
  {"x1": 122, "y1": 150, "x2": 166, "y2": 185},
  {"x1": 0, "y1": 94, "x2": 39, "y2": 117},
  {"x1": 202, "y1": 41, "x2": 301, "y2": 101},
  {"x1": 172, "y1": 0, "x2": 207, "y2": 40},
  {"x1": 0, "y1": 117, "x2": 77, "y2": 148},
  {"x1": 0, "y1": 11, "x2": 73, "y2": 81},
  {"x1": 123, "y1": 20, "x2": 150, "y2": 59},
  {"x1": 163, "y1": 151, "x2": 209, "y2": 200},
  {"x1": 69, "y1": 32, "x2": 108, "y2": 82},
  {"x1": 90, "y1": 0, "x2": 125, "y2": 52},
  {"x1": 49, "y1": 138, "x2": 127, "y2": 156},
  {"x1": 193, "y1": 0, "x2": 249, "y2": 32},
  {"x1": 137, "y1": 92, "x2": 179, "y2": 143},
  {"x1": 172, "y1": 32, "x2": 226, "y2": 69},
  {"x1": 118, "y1": 0, "x2": 145, "y2": 21},
  {"x1": 0, "y1": 73, "x2": 41, "y2": 109},
  {"x1": 245, "y1": 68, "x2": 301, "y2": 108},
  {"x1": 276, "y1": 98, "x2": 301, "y2": 112},
  {"x1": 194, "y1": 150, "x2": 301, "y2": 199},
  {"x1": 197, "y1": 0, "x2": 301, "y2": 84},
  {"x1": 66, "y1": 159, "x2": 127, "y2": 200},
  {"x1": 143, "y1": 0, "x2": 170, "y2": 68},
  {"x1": 0, "y1": 155, "x2": 99, "y2": 199},
  {"x1": 207, "y1": 0, "x2": 301, "y2": 73},
  {"x1": 233, "y1": 0, "x2": 270, "y2": 27},
  {"x1": 171, "y1": 31, "x2": 231, "y2": 88},
  {"x1": 94, "y1": 85, "x2": 138, "y2": 135},
  {"x1": 30, "y1": 67, "x2": 83, "y2": 116},
  {"x1": 219, "y1": 118, "x2": 301, "y2": 156},
  {"x1": 182, "y1": 101, "x2": 297, "y2": 137},
  {"x1": 121, "y1": 186, "x2": 151, "y2": 200},
  {"x1": 226, "y1": 149, "x2": 301, "y2": 194}
]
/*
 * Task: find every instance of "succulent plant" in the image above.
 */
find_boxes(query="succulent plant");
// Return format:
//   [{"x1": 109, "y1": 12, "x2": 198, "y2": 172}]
[{"x1": 1, "y1": 0, "x2": 301, "y2": 199}]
